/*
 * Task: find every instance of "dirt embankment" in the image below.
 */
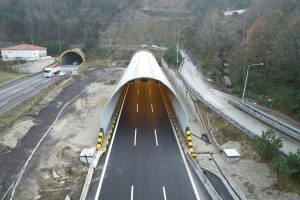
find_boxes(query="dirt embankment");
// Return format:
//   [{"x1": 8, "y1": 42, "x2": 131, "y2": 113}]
[{"x1": 12, "y1": 70, "x2": 123, "y2": 199}]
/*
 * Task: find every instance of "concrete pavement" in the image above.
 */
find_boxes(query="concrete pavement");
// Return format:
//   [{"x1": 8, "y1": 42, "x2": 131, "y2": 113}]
[
  {"x1": 180, "y1": 50, "x2": 300, "y2": 154},
  {"x1": 90, "y1": 80, "x2": 211, "y2": 200},
  {"x1": 0, "y1": 73, "x2": 60, "y2": 114}
]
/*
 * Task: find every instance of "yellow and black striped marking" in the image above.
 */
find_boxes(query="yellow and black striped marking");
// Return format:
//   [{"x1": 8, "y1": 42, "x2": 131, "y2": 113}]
[
  {"x1": 59, "y1": 49, "x2": 86, "y2": 66},
  {"x1": 96, "y1": 128, "x2": 104, "y2": 149},
  {"x1": 185, "y1": 127, "x2": 197, "y2": 158}
]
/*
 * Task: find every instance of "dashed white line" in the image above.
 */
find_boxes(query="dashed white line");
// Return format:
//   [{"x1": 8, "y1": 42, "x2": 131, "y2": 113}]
[
  {"x1": 0, "y1": 77, "x2": 37, "y2": 94},
  {"x1": 43, "y1": 79, "x2": 51, "y2": 83},
  {"x1": 33, "y1": 79, "x2": 42, "y2": 83},
  {"x1": 23, "y1": 87, "x2": 34, "y2": 94},
  {"x1": 154, "y1": 129, "x2": 158, "y2": 146},
  {"x1": 94, "y1": 85, "x2": 129, "y2": 200},
  {"x1": 131, "y1": 185, "x2": 134, "y2": 200},
  {"x1": 136, "y1": 103, "x2": 139, "y2": 112},
  {"x1": 149, "y1": 89, "x2": 151, "y2": 95},
  {"x1": 0, "y1": 71, "x2": 115, "y2": 200},
  {"x1": 163, "y1": 186, "x2": 167, "y2": 200},
  {"x1": 134, "y1": 129, "x2": 137, "y2": 146},
  {"x1": 151, "y1": 103, "x2": 153, "y2": 113},
  {"x1": 10, "y1": 87, "x2": 23, "y2": 94},
  {"x1": 159, "y1": 85, "x2": 201, "y2": 200},
  {"x1": 138, "y1": 89, "x2": 139, "y2": 95},
  {"x1": 0, "y1": 101, "x2": 8, "y2": 107}
]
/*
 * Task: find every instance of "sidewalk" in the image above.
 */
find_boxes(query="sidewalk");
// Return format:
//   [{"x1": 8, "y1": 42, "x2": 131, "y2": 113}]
[{"x1": 179, "y1": 50, "x2": 299, "y2": 154}]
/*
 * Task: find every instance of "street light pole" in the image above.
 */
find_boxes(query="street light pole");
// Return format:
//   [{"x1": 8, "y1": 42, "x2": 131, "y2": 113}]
[{"x1": 241, "y1": 63, "x2": 264, "y2": 102}]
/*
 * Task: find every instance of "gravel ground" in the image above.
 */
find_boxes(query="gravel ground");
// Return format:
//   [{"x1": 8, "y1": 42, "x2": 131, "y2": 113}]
[
  {"x1": 164, "y1": 57, "x2": 300, "y2": 200},
  {"x1": 0, "y1": 68, "x2": 124, "y2": 200}
]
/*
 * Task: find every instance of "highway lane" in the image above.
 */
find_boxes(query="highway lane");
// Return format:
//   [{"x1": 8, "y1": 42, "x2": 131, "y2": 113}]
[
  {"x1": 0, "y1": 73, "x2": 60, "y2": 114},
  {"x1": 95, "y1": 80, "x2": 210, "y2": 200}
]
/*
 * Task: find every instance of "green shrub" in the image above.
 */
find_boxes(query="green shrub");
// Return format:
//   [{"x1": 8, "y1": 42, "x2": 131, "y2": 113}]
[
  {"x1": 253, "y1": 129, "x2": 283, "y2": 160},
  {"x1": 268, "y1": 155, "x2": 296, "y2": 180},
  {"x1": 163, "y1": 45, "x2": 182, "y2": 68}
]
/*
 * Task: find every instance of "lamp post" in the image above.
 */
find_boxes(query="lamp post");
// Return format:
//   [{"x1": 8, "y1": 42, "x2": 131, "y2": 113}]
[{"x1": 241, "y1": 63, "x2": 264, "y2": 102}]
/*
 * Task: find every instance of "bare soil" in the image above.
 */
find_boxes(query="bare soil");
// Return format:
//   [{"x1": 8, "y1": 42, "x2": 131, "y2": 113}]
[{"x1": 13, "y1": 70, "x2": 123, "y2": 199}]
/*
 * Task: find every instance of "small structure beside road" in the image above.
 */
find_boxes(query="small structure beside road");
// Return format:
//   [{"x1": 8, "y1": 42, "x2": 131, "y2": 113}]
[
  {"x1": 222, "y1": 149, "x2": 241, "y2": 163},
  {"x1": 1, "y1": 44, "x2": 48, "y2": 61},
  {"x1": 224, "y1": 9, "x2": 246, "y2": 16}
]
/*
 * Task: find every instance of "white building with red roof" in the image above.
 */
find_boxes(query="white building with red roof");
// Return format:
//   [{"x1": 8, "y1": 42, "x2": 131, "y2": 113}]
[{"x1": 1, "y1": 44, "x2": 47, "y2": 61}]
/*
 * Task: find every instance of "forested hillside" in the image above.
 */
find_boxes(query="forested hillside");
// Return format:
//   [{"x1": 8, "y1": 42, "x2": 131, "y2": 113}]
[
  {"x1": 0, "y1": 0, "x2": 299, "y2": 120},
  {"x1": 0, "y1": 0, "x2": 141, "y2": 43},
  {"x1": 184, "y1": 0, "x2": 300, "y2": 120}
]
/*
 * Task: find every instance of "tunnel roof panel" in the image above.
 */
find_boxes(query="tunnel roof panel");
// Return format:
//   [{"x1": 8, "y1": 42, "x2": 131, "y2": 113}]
[
  {"x1": 114, "y1": 51, "x2": 174, "y2": 93},
  {"x1": 101, "y1": 50, "x2": 188, "y2": 133}
]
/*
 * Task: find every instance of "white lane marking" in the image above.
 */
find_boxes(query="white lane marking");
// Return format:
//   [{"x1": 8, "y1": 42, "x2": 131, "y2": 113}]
[
  {"x1": 0, "y1": 101, "x2": 8, "y2": 107},
  {"x1": 131, "y1": 185, "x2": 134, "y2": 200},
  {"x1": 154, "y1": 129, "x2": 158, "y2": 146},
  {"x1": 163, "y1": 186, "x2": 167, "y2": 200},
  {"x1": 43, "y1": 79, "x2": 51, "y2": 83},
  {"x1": 23, "y1": 87, "x2": 34, "y2": 94},
  {"x1": 33, "y1": 79, "x2": 41, "y2": 83},
  {"x1": 159, "y1": 86, "x2": 201, "y2": 200},
  {"x1": 10, "y1": 87, "x2": 23, "y2": 94},
  {"x1": 0, "y1": 75, "x2": 41, "y2": 94},
  {"x1": 94, "y1": 85, "x2": 129, "y2": 200},
  {"x1": 151, "y1": 103, "x2": 153, "y2": 113},
  {"x1": 134, "y1": 129, "x2": 137, "y2": 146},
  {"x1": 149, "y1": 89, "x2": 151, "y2": 95},
  {"x1": 2, "y1": 71, "x2": 115, "y2": 200},
  {"x1": 136, "y1": 103, "x2": 139, "y2": 112},
  {"x1": 138, "y1": 89, "x2": 139, "y2": 95}
]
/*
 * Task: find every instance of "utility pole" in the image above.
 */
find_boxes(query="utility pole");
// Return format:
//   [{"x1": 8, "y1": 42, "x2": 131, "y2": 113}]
[
  {"x1": 242, "y1": 63, "x2": 264, "y2": 102},
  {"x1": 58, "y1": 30, "x2": 62, "y2": 53},
  {"x1": 176, "y1": 26, "x2": 179, "y2": 68},
  {"x1": 84, "y1": 26, "x2": 87, "y2": 41}
]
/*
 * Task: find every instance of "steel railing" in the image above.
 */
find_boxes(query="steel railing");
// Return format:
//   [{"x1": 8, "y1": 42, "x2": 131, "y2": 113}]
[
  {"x1": 176, "y1": 72, "x2": 257, "y2": 139},
  {"x1": 229, "y1": 100, "x2": 300, "y2": 142}
]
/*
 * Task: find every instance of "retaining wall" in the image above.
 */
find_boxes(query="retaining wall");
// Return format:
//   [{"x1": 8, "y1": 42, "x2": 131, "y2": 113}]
[{"x1": 12, "y1": 58, "x2": 56, "y2": 74}]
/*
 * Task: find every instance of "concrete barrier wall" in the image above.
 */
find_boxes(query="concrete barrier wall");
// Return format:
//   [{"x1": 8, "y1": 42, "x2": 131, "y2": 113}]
[
  {"x1": 12, "y1": 58, "x2": 56, "y2": 74},
  {"x1": 161, "y1": 58, "x2": 224, "y2": 200}
]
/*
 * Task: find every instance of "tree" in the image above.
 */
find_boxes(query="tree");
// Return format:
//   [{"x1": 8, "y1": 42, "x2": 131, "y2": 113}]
[
  {"x1": 268, "y1": 156, "x2": 295, "y2": 180},
  {"x1": 287, "y1": 149, "x2": 300, "y2": 176},
  {"x1": 253, "y1": 129, "x2": 283, "y2": 160},
  {"x1": 163, "y1": 45, "x2": 182, "y2": 68},
  {"x1": 83, "y1": 38, "x2": 97, "y2": 52}
]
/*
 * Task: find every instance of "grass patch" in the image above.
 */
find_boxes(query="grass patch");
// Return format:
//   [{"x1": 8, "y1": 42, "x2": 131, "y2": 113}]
[
  {"x1": 196, "y1": 100, "x2": 253, "y2": 145},
  {"x1": 0, "y1": 70, "x2": 22, "y2": 84},
  {"x1": 195, "y1": 99, "x2": 300, "y2": 194}
]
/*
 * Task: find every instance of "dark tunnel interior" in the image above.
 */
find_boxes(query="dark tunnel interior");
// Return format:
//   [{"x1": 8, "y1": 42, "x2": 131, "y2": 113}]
[{"x1": 61, "y1": 52, "x2": 84, "y2": 65}]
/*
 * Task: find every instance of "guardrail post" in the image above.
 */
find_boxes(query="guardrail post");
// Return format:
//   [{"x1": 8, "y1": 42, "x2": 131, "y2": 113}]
[{"x1": 96, "y1": 128, "x2": 104, "y2": 149}]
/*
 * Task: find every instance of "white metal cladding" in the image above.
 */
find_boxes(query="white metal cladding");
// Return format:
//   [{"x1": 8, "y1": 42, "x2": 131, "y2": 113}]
[{"x1": 101, "y1": 50, "x2": 188, "y2": 133}]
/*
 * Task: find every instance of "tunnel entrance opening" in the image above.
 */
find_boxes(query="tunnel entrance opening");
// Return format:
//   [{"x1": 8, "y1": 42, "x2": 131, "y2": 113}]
[
  {"x1": 60, "y1": 49, "x2": 85, "y2": 66},
  {"x1": 101, "y1": 50, "x2": 188, "y2": 134}
]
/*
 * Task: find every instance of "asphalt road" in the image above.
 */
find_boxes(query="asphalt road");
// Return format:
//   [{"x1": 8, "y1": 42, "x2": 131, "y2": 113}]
[
  {"x1": 180, "y1": 51, "x2": 300, "y2": 154},
  {"x1": 94, "y1": 80, "x2": 210, "y2": 200},
  {"x1": 0, "y1": 73, "x2": 60, "y2": 114},
  {"x1": 0, "y1": 69, "x2": 117, "y2": 199}
]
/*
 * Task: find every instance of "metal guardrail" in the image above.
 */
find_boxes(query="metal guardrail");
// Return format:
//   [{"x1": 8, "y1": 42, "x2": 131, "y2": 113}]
[
  {"x1": 230, "y1": 100, "x2": 300, "y2": 142},
  {"x1": 186, "y1": 155, "x2": 222, "y2": 200},
  {"x1": 159, "y1": 82, "x2": 223, "y2": 200},
  {"x1": 176, "y1": 72, "x2": 257, "y2": 139}
]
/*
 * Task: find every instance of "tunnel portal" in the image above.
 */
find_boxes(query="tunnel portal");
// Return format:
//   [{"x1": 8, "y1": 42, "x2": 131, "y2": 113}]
[
  {"x1": 60, "y1": 49, "x2": 85, "y2": 66},
  {"x1": 101, "y1": 50, "x2": 188, "y2": 134}
]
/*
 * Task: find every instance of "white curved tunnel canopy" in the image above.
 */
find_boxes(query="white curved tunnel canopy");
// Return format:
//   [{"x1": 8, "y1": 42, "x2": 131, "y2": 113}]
[{"x1": 101, "y1": 50, "x2": 188, "y2": 133}]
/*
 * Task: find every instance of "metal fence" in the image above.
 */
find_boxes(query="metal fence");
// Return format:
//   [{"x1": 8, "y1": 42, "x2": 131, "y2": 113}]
[
  {"x1": 229, "y1": 100, "x2": 300, "y2": 142},
  {"x1": 176, "y1": 72, "x2": 258, "y2": 139}
]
